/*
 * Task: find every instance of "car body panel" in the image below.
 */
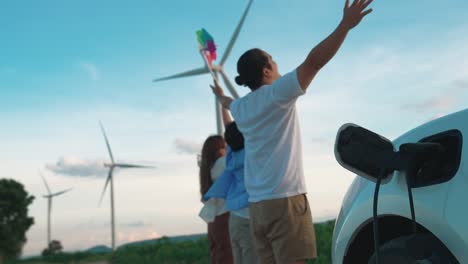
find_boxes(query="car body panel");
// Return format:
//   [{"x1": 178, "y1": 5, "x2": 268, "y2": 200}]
[{"x1": 332, "y1": 108, "x2": 468, "y2": 263}]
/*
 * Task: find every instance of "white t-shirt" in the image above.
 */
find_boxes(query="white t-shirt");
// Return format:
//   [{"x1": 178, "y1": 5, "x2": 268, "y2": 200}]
[{"x1": 230, "y1": 69, "x2": 306, "y2": 203}]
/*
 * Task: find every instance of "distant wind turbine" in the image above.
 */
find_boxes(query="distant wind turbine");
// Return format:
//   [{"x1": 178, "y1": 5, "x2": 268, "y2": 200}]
[
  {"x1": 153, "y1": 0, "x2": 254, "y2": 135},
  {"x1": 40, "y1": 172, "x2": 72, "y2": 249},
  {"x1": 98, "y1": 121, "x2": 155, "y2": 251}
]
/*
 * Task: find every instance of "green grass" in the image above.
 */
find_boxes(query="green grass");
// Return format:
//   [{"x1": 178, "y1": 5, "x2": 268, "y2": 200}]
[
  {"x1": 11, "y1": 220, "x2": 335, "y2": 264},
  {"x1": 111, "y1": 237, "x2": 211, "y2": 264},
  {"x1": 8, "y1": 251, "x2": 111, "y2": 264},
  {"x1": 309, "y1": 220, "x2": 335, "y2": 264}
]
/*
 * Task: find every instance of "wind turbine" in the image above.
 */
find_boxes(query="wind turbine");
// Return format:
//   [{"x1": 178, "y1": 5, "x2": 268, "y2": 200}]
[
  {"x1": 98, "y1": 121, "x2": 154, "y2": 251},
  {"x1": 40, "y1": 172, "x2": 72, "y2": 249},
  {"x1": 153, "y1": 0, "x2": 254, "y2": 135}
]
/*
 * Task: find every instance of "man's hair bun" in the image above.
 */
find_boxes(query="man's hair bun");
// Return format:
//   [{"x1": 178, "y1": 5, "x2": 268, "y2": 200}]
[{"x1": 235, "y1": 75, "x2": 245, "y2": 86}]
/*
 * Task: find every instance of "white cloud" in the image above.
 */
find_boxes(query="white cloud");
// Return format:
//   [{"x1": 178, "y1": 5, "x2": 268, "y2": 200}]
[
  {"x1": 454, "y1": 80, "x2": 468, "y2": 89},
  {"x1": 122, "y1": 221, "x2": 149, "y2": 228},
  {"x1": 79, "y1": 62, "x2": 100, "y2": 81},
  {"x1": 401, "y1": 95, "x2": 457, "y2": 112},
  {"x1": 173, "y1": 138, "x2": 202, "y2": 155},
  {"x1": 46, "y1": 156, "x2": 108, "y2": 177}
]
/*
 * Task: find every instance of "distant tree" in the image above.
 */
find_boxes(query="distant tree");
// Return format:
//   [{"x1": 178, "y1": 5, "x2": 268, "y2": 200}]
[
  {"x1": 0, "y1": 179, "x2": 35, "y2": 262},
  {"x1": 41, "y1": 240, "x2": 63, "y2": 256},
  {"x1": 49, "y1": 240, "x2": 63, "y2": 253}
]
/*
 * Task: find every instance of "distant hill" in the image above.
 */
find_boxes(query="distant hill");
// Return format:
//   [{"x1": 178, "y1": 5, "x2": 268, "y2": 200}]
[
  {"x1": 118, "y1": 233, "x2": 206, "y2": 249},
  {"x1": 85, "y1": 245, "x2": 112, "y2": 254}
]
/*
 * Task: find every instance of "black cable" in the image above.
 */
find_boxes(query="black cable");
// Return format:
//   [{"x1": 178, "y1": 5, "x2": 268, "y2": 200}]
[
  {"x1": 373, "y1": 168, "x2": 387, "y2": 264},
  {"x1": 405, "y1": 171, "x2": 417, "y2": 233}
]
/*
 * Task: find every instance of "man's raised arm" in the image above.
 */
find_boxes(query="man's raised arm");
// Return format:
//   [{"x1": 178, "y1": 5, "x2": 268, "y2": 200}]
[
  {"x1": 221, "y1": 103, "x2": 233, "y2": 128},
  {"x1": 297, "y1": 0, "x2": 373, "y2": 91}
]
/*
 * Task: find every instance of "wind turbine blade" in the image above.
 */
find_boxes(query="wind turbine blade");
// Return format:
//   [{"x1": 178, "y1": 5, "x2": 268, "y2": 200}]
[
  {"x1": 99, "y1": 121, "x2": 115, "y2": 163},
  {"x1": 114, "y1": 163, "x2": 155, "y2": 169},
  {"x1": 40, "y1": 172, "x2": 52, "y2": 195},
  {"x1": 220, "y1": 0, "x2": 254, "y2": 66},
  {"x1": 219, "y1": 70, "x2": 240, "y2": 99},
  {"x1": 99, "y1": 169, "x2": 113, "y2": 205},
  {"x1": 51, "y1": 188, "x2": 73, "y2": 197},
  {"x1": 152, "y1": 67, "x2": 209, "y2": 82}
]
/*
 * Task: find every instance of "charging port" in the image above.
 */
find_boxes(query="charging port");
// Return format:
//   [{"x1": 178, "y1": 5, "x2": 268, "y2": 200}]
[{"x1": 411, "y1": 130, "x2": 463, "y2": 188}]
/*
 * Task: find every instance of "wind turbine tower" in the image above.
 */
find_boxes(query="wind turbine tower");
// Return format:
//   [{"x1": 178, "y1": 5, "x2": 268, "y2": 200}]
[
  {"x1": 153, "y1": 0, "x2": 254, "y2": 135},
  {"x1": 40, "y1": 172, "x2": 72, "y2": 248},
  {"x1": 98, "y1": 122, "x2": 154, "y2": 251}
]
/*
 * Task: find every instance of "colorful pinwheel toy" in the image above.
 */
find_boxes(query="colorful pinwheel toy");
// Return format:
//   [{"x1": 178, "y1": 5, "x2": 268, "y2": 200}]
[{"x1": 196, "y1": 28, "x2": 217, "y2": 68}]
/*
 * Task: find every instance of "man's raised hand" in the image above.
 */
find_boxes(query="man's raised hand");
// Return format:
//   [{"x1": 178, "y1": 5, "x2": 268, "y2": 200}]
[
  {"x1": 210, "y1": 79, "x2": 233, "y2": 109},
  {"x1": 342, "y1": 0, "x2": 373, "y2": 30}
]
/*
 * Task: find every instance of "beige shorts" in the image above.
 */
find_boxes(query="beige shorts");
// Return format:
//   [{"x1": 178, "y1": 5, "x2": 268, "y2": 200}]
[{"x1": 249, "y1": 194, "x2": 317, "y2": 263}]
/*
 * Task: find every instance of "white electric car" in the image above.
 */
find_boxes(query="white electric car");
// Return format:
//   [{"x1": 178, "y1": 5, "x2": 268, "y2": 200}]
[{"x1": 332, "y1": 108, "x2": 467, "y2": 263}]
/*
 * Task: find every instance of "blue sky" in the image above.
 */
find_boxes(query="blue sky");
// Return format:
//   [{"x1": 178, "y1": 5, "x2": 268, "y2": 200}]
[{"x1": 2, "y1": 0, "x2": 468, "y2": 256}]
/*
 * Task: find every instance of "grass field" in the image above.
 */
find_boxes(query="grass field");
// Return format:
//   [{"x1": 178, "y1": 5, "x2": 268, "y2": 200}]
[{"x1": 11, "y1": 220, "x2": 335, "y2": 264}]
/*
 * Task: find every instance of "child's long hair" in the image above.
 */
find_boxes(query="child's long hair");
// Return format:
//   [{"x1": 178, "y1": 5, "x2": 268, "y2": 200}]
[{"x1": 199, "y1": 135, "x2": 226, "y2": 196}]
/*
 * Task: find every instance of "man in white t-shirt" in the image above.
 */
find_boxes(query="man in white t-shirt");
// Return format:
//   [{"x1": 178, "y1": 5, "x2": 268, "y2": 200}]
[{"x1": 211, "y1": 1, "x2": 374, "y2": 263}]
